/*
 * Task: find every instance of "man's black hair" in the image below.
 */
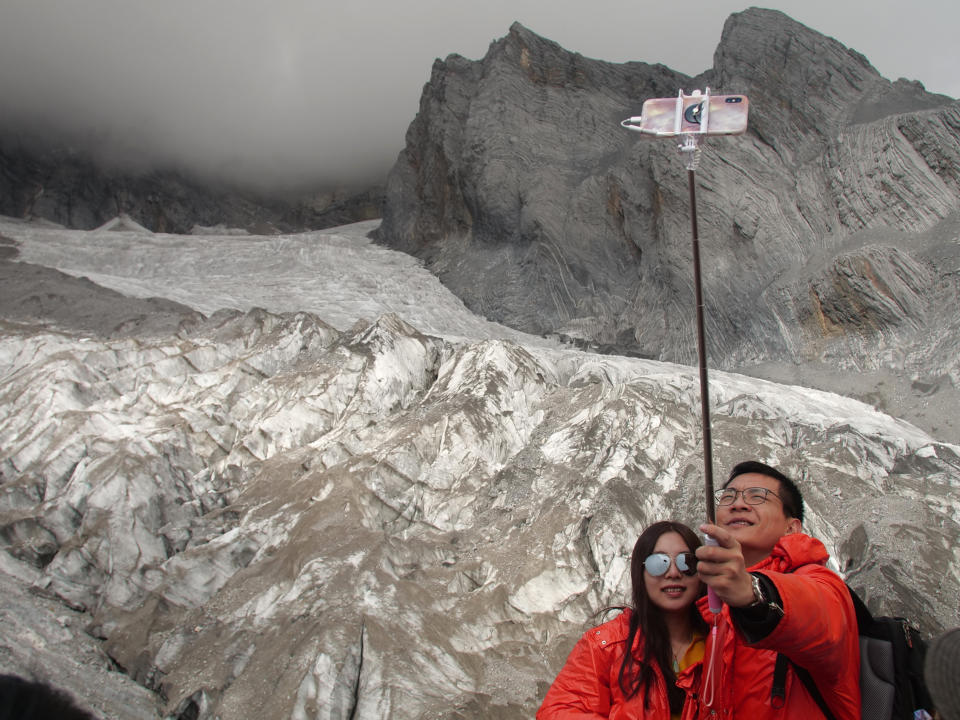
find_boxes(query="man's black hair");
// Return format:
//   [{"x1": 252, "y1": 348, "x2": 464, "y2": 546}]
[{"x1": 723, "y1": 460, "x2": 804, "y2": 523}]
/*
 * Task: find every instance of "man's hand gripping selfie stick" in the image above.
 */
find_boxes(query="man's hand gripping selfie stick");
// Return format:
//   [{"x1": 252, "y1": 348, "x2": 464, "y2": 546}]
[{"x1": 623, "y1": 88, "x2": 749, "y2": 614}]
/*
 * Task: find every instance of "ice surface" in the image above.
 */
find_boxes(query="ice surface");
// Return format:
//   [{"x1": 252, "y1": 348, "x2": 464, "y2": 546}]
[
  {"x1": 1, "y1": 215, "x2": 959, "y2": 719},
  {"x1": 1, "y1": 217, "x2": 558, "y2": 347}
]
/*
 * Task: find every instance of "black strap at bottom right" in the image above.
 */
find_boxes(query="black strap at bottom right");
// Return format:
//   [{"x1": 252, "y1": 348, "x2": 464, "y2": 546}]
[{"x1": 772, "y1": 653, "x2": 837, "y2": 720}]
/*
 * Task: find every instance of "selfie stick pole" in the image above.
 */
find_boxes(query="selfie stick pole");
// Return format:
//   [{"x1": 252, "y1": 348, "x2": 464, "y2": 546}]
[
  {"x1": 679, "y1": 134, "x2": 722, "y2": 614},
  {"x1": 679, "y1": 135, "x2": 715, "y2": 523},
  {"x1": 680, "y1": 138, "x2": 715, "y2": 525},
  {"x1": 622, "y1": 88, "x2": 746, "y2": 616}
]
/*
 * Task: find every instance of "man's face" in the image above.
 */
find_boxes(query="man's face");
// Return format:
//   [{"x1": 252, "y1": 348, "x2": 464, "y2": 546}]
[{"x1": 717, "y1": 472, "x2": 801, "y2": 566}]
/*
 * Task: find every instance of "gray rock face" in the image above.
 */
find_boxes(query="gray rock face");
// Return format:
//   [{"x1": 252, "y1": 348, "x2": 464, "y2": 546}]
[
  {"x1": 377, "y1": 9, "x2": 960, "y2": 443},
  {"x1": 0, "y1": 556, "x2": 162, "y2": 719},
  {"x1": 1, "y1": 219, "x2": 959, "y2": 718},
  {"x1": 0, "y1": 138, "x2": 382, "y2": 234}
]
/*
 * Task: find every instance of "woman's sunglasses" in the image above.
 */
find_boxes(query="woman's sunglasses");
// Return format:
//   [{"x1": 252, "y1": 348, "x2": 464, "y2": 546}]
[{"x1": 644, "y1": 551, "x2": 698, "y2": 577}]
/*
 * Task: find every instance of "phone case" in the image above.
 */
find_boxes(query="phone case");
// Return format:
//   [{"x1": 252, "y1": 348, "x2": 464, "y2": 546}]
[{"x1": 636, "y1": 94, "x2": 749, "y2": 136}]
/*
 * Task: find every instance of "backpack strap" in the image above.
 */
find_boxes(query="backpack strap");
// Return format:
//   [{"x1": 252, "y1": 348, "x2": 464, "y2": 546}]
[
  {"x1": 772, "y1": 653, "x2": 837, "y2": 720},
  {"x1": 848, "y1": 585, "x2": 876, "y2": 630},
  {"x1": 767, "y1": 570, "x2": 861, "y2": 719},
  {"x1": 771, "y1": 653, "x2": 788, "y2": 709}
]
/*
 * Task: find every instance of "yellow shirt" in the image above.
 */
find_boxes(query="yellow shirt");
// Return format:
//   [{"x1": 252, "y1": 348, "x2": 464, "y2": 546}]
[{"x1": 671, "y1": 632, "x2": 706, "y2": 720}]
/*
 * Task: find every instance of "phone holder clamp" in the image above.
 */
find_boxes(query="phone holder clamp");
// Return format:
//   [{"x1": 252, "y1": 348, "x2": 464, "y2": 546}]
[{"x1": 678, "y1": 134, "x2": 702, "y2": 171}]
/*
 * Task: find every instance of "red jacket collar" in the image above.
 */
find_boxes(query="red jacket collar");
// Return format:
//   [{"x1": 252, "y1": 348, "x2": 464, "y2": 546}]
[
  {"x1": 591, "y1": 609, "x2": 703, "y2": 683},
  {"x1": 749, "y1": 532, "x2": 829, "y2": 573}
]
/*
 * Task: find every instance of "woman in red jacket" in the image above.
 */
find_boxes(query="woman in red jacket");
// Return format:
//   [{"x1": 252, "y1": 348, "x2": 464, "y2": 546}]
[{"x1": 538, "y1": 521, "x2": 707, "y2": 720}]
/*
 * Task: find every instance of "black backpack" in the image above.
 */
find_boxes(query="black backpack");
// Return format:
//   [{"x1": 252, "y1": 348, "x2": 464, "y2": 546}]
[{"x1": 772, "y1": 585, "x2": 935, "y2": 719}]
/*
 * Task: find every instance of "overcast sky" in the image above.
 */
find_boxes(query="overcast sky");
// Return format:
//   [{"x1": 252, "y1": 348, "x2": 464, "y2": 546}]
[{"x1": 1, "y1": 0, "x2": 956, "y2": 193}]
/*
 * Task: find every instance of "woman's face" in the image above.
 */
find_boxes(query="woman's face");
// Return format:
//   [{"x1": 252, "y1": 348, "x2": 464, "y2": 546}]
[{"x1": 642, "y1": 531, "x2": 701, "y2": 614}]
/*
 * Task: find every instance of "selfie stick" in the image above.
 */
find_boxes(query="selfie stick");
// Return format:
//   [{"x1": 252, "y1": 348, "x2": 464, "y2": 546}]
[
  {"x1": 623, "y1": 89, "x2": 725, "y2": 612},
  {"x1": 680, "y1": 133, "x2": 722, "y2": 613},
  {"x1": 622, "y1": 90, "x2": 717, "y2": 517},
  {"x1": 677, "y1": 134, "x2": 715, "y2": 519}
]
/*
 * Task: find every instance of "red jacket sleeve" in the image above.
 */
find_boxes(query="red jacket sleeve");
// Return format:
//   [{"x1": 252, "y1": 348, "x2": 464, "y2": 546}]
[
  {"x1": 749, "y1": 563, "x2": 861, "y2": 720},
  {"x1": 537, "y1": 630, "x2": 615, "y2": 720},
  {"x1": 755, "y1": 564, "x2": 858, "y2": 679}
]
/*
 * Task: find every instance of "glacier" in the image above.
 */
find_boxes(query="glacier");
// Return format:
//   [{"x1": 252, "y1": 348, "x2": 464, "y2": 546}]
[{"x1": 0, "y1": 215, "x2": 958, "y2": 719}]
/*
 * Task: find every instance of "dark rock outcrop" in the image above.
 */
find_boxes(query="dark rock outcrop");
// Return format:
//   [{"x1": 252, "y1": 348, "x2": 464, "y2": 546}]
[
  {"x1": 0, "y1": 137, "x2": 382, "y2": 233},
  {"x1": 377, "y1": 9, "x2": 960, "y2": 434},
  {"x1": 0, "y1": 258, "x2": 204, "y2": 338}
]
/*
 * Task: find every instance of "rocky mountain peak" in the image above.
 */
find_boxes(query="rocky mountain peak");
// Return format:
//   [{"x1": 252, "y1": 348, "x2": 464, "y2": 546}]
[
  {"x1": 712, "y1": 8, "x2": 876, "y2": 149},
  {"x1": 712, "y1": 8, "x2": 951, "y2": 150},
  {"x1": 714, "y1": 7, "x2": 879, "y2": 92},
  {"x1": 378, "y1": 8, "x2": 960, "y2": 444},
  {"x1": 495, "y1": 22, "x2": 607, "y2": 89}
]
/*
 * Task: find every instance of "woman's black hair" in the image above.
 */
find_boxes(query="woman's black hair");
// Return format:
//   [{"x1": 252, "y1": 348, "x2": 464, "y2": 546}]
[{"x1": 616, "y1": 521, "x2": 707, "y2": 714}]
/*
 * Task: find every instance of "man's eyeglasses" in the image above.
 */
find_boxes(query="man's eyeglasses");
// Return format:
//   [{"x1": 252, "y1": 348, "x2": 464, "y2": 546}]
[
  {"x1": 644, "y1": 552, "x2": 698, "y2": 577},
  {"x1": 715, "y1": 486, "x2": 783, "y2": 506}
]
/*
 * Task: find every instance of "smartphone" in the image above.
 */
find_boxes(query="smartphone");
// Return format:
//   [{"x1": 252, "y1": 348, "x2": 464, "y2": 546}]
[{"x1": 622, "y1": 89, "x2": 749, "y2": 137}]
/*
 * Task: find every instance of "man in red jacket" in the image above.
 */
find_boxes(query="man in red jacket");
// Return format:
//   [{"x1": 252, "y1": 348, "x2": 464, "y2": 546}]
[{"x1": 695, "y1": 460, "x2": 861, "y2": 719}]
